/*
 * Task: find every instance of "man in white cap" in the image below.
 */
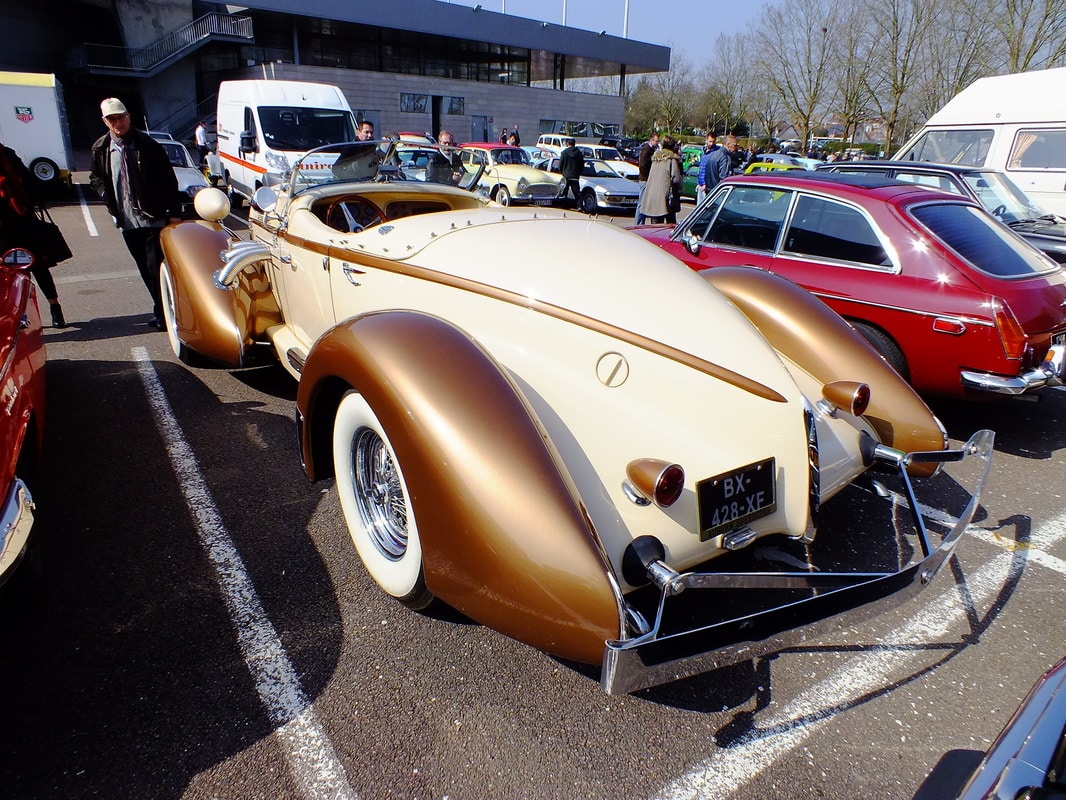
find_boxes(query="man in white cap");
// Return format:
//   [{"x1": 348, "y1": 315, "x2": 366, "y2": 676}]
[{"x1": 88, "y1": 97, "x2": 180, "y2": 328}]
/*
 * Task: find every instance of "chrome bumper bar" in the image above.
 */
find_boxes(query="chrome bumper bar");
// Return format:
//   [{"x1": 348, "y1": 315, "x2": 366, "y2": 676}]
[
  {"x1": 0, "y1": 478, "x2": 35, "y2": 583},
  {"x1": 960, "y1": 343, "x2": 1065, "y2": 395},
  {"x1": 601, "y1": 429, "x2": 995, "y2": 695}
]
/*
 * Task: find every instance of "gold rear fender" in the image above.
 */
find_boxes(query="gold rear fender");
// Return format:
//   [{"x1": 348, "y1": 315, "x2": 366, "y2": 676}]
[
  {"x1": 702, "y1": 267, "x2": 945, "y2": 474},
  {"x1": 298, "y1": 310, "x2": 621, "y2": 664}
]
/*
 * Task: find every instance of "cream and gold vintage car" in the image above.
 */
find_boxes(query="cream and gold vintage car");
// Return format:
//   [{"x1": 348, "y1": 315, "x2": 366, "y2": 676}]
[{"x1": 158, "y1": 141, "x2": 994, "y2": 693}]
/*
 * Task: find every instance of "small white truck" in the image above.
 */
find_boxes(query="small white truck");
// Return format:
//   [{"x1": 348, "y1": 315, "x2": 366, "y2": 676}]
[
  {"x1": 894, "y1": 68, "x2": 1066, "y2": 216},
  {"x1": 0, "y1": 71, "x2": 75, "y2": 192}
]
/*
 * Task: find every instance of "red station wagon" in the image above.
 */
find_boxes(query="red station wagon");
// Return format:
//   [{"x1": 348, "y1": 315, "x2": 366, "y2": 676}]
[{"x1": 632, "y1": 172, "x2": 1066, "y2": 399}]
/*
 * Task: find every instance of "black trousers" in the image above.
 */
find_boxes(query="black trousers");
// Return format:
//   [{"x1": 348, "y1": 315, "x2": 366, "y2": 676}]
[
  {"x1": 29, "y1": 262, "x2": 58, "y2": 302},
  {"x1": 563, "y1": 178, "x2": 581, "y2": 202},
  {"x1": 121, "y1": 226, "x2": 164, "y2": 319}
]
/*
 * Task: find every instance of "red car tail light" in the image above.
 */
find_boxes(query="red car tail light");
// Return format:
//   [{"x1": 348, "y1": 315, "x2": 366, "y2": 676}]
[{"x1": 990, "y1": 297, "x2": 1028, "y2": 361}]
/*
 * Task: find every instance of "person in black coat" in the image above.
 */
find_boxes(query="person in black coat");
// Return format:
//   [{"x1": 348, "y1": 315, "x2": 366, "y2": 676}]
[
  {"x1": 89, "y1": 97, "x2": 180, "y2": 328},
  {"x1": 558, "y1": 138, "x2": 585, "y2": 207},
  {"x1": 0, "y1": 142, "x2": 67, "y2": 327}
]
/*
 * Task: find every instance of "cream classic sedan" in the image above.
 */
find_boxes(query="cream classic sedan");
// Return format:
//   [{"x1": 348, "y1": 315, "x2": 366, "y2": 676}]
[
  {"x1": 457, "y1": 142, "x2": 564, "y2": 205},
  {"x1": 158, "y1": 141, "x2": 994, "y2": 693}
]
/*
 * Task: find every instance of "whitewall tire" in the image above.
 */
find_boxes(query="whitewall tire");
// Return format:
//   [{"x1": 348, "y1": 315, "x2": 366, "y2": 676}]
[{"x1": 331, "y1": 391, "x2": 433, "y2": 609}]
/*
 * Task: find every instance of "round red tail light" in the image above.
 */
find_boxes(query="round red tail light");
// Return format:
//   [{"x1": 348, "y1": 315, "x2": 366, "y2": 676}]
[{"x1": 654, "y1": 464, "x2": 686, "y2": 508}]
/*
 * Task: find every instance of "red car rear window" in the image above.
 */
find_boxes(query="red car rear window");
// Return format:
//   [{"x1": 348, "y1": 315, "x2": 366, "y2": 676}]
[{"x1": 911, "y1": 202, "x2": 1057, "y2": 278}]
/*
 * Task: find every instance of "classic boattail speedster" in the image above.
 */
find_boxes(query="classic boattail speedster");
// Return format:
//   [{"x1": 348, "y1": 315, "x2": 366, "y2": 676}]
[{"x1": 158, "y1": 141, "x2": 995, "y2": 693}]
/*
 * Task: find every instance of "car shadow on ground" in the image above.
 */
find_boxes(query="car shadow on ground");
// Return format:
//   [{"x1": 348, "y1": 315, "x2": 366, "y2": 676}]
[
  {"x1": 929, "y1": 387, "x2": 1066, "y2": 460},
  {"x1": 0, "y1": 356, "x2": 343, "y2": 799}
]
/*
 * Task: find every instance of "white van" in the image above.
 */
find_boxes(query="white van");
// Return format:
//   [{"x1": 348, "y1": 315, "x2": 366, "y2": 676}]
[
  {"x1": 0, "y1": 71, "x2": 75, "y2": 191},
  {"x1": 216, "y1": 79, "x2": 357, "y2": 203},
  {"x1": 893, "y1": 67, "x2": 1066, "y2": 216}
]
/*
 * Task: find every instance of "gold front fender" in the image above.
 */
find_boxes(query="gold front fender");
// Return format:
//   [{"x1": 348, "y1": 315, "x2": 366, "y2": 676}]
[
  {"x1": 160, "y1": 222, "x2": 279, "y2": 366},
  {"x1": 298, "y1": 310, "x2": 621, "y2": 665}
]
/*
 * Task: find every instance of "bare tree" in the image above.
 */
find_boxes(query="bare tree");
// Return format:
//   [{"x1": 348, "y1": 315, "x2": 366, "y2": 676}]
[
  {"x1": 633, "y1": 51, "x2": 697, "y2": 134},
  {"x1": 864, "y1": 0, "x2": 940, "y2": 153},
  {"x1": 826, "y1": 4, "x2": 876, "y2": 147},
  {"x1": 757, "y1": 0, "x2": 839, "y2": 150},
  {"x1": 693, "y1": 34, "x2": 750, "y2": 135},
  {"x1": 991, "y1": 0, "x2": 1066, "y2": 71}
]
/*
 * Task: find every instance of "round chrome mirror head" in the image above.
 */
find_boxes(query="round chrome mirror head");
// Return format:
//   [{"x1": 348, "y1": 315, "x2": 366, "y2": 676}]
[{"x1": 252, "y1": 186, "x2": 279, "y2": 214}]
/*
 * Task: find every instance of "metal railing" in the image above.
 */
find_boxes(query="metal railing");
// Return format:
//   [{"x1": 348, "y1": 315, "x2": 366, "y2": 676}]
[
  {"x1": 148, "y1": 95, "x2": 218, "y2": 140},
  {"x1": 67, "y1": 13, "x2": 252, "y2": 75}
]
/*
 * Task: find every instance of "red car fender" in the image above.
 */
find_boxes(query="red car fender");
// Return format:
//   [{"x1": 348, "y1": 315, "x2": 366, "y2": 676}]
[{"x1": 297, "y1": 310, "x2": 622, "y2": 664}]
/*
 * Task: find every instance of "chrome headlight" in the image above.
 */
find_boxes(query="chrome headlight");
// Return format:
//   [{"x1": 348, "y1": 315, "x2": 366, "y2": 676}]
[
  {"x1": 517, "y1": 177, "x2": 529, "y2": 193},
  {"x1": 264, "y1": 150, "x2": 291, "y2": 173}
]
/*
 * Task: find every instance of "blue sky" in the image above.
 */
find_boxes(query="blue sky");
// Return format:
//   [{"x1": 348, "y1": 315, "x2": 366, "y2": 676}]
[{"x1": 435, "y1": 0, "x2": 742, "y2": 67}]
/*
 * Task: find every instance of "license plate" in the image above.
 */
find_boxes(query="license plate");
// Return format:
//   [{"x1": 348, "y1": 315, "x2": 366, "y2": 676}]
[
  {"x1": 697, "y1": 458, "x2": 776, "y2": 541},
  {"x1": 533, "y1": 199, "x2": 555, "y2": 206}
]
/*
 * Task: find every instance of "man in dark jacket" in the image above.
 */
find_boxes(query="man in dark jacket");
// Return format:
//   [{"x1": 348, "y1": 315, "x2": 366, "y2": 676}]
[
  {"x1": 89, "y1": 97, "x2": 180, "y2": 328},
  {"x1": 634, "y1": 131, "x2": 660, "y2": 223},
  {"x1": 557, "y1": 138, "x2": 585, "y2": 207}
]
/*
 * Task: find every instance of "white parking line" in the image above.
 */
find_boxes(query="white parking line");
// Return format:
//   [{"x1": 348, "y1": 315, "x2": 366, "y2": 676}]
[
  {"x1": 74, "y1": 183, "x2": 99, "y2": 237},
  {"x1": 133, "y1": 347, "x2": 356, "y2": 800},
  {"x1": 652, "y1": 505, "x2": 1066, "y2": 800}
]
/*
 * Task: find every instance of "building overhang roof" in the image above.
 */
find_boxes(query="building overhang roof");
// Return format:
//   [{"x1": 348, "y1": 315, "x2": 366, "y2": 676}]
[{"x1": 227, "y1": 0, "x2": 671, "y2": 79}]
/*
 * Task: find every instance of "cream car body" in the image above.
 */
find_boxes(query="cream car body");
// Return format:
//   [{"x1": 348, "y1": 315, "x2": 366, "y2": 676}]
[{"x1": 159, "y1": 141, "x2": 994, "y2": 694}]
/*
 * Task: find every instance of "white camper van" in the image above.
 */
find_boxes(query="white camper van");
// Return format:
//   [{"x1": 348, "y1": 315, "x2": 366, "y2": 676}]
[
  {"x1": 0, "y1": 71, "x2": 75, "y2": 191},
  {"x1": 893, "y1": 68, "x2": 1066, "y2": 216},
  {"x1": 215, "y1": 79, "x2": 357, "y2": 203}
]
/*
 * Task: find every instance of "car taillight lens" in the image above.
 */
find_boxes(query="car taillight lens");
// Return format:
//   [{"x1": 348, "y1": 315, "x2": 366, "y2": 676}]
[
  {"x1": 821, "y1": 380, "x2": 871, "y2": 417},
  {"x1": 626, "y1": 459, "x2": 685, "y2": 508},
  {"x1": 654, "y1": 465, "x2": 685, "y2": 507},
  {"x1": 991, "y1": 297, "x2": 1028, "y2": 360}
]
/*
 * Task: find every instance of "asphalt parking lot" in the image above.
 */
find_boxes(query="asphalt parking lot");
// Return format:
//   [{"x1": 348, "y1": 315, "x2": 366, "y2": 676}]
[{"x1": 0, "y1": 177, "x2": 1062, "y2": 800}]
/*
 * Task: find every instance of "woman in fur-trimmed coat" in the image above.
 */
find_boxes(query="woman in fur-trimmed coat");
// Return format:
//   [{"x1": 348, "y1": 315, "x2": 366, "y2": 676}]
[{"x1": 642, "y1": 136, "x2": 683, "y2": 223}]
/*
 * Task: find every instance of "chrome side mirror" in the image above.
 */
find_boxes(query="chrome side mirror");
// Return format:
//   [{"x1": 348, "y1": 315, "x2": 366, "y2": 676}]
[
  {"x1": 252, "y1": 186, "x2": 279, "y2": 214},
  {"x1": 685, "y1": 231, "x2": 702, "y2": 256},
  {"x1": 1, "y1": 248, "x2": 34, "y2": 270}
]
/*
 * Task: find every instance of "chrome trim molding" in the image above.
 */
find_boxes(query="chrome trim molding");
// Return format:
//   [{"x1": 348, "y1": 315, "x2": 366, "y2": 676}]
[
  {"x1": 600, "y1": 429, "x2": 995, "y2": 695},
  {"x1": 215, "y1": 240, "x2": 272, "y2": 289}
]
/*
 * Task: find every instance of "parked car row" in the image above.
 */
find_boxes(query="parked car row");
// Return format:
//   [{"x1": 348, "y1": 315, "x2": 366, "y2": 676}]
[{"x1": 155, "y1": 140, "x2": 996, "y2": 694}]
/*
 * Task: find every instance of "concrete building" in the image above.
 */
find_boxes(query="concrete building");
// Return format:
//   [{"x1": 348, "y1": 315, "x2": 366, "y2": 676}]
[{"x1": 0, "y1": 0, "x2": 669, "y2": 150}]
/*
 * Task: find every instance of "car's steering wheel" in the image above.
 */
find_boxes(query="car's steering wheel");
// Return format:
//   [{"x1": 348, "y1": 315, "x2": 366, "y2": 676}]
[
  {"x1": 325, "y1": 198, "x2": 384, "y2": 233},
  {"x1": 991, "y1": 204, "x2": 1007, "y2": 218}
]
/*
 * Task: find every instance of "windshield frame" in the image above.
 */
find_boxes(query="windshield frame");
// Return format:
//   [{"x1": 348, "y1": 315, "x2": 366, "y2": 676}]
[{"x1": 288, "y1": 140, "x2": 486, "y2": 196}]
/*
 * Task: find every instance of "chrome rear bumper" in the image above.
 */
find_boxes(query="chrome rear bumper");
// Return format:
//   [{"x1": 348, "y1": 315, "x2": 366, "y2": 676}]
[
  {"x1": 601, "y1": 429, "x2": 995, "y2": 695},
  {"x1": 0, "y1": 479, "x2": 36, "y2": 582},
  {"x1": 960, "y1": 344, "x2": 1065, "y2": 395}
]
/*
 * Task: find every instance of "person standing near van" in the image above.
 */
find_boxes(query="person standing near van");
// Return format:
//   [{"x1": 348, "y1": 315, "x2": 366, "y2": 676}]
[
  {"x1": 194, "y1": 120, "x2": 209, "y2": 164},
  {"x1": 356, "y1": 120, "x2": 374, "y2": 141},
  {"x1": 89, "y1": 97, "x2": 180, "y2": 329}
]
